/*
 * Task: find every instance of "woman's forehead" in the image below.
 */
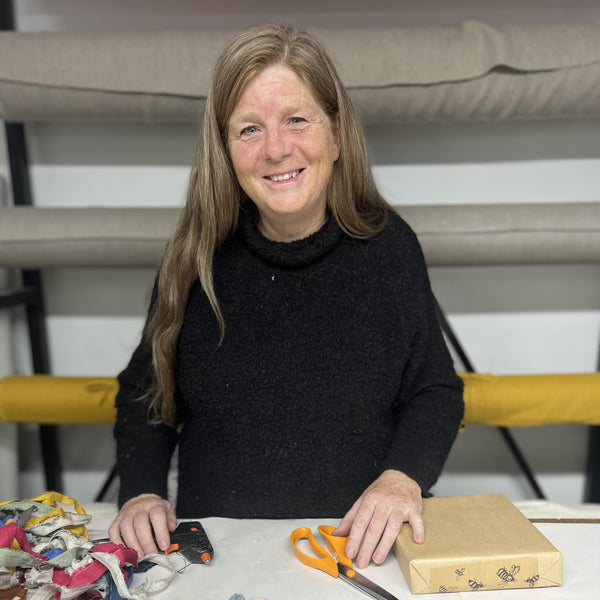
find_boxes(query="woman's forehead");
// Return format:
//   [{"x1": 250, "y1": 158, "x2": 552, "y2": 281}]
[{"x1": 231, "y1": 64, "x2": 323, "y2": 116}]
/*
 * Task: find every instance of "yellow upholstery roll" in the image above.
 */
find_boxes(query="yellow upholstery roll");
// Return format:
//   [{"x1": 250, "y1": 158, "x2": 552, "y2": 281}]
[
  {"x1": 460, "y1": 372, "x2": 600, "y2": 426},
  {"x1": 1, "y1": 373, "x2": 599, "y2": 427},
  {"x1": 0, "y1": 375, "x2": 117, "y2": 424}
]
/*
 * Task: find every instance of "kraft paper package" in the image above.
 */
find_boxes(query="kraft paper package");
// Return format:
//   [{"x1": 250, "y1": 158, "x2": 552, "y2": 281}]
[{"x1": 394, "y1": 494, "x2": 562, "y2": 594}]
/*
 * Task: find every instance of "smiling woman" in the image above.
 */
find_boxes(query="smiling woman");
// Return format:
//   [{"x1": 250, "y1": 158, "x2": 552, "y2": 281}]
[{"x1": 110, "y1": 24, "x2": 464, "y2": 572}]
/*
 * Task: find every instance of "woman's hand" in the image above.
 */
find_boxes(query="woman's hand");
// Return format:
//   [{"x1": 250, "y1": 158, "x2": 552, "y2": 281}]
[
  {"x1": 108, "y1": 493, "x2": 177, "y2": 557},
  {"x1": 333, "y1": 469, "x2": 424, "y2": 568}
]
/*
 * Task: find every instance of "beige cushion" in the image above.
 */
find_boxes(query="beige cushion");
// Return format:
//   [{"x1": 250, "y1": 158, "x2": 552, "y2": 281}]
[
  {"x1": 0, "y1": 207, "x2": 176, "y2": 268},
  {"x1": 398, "y1": 203, "x2": 600, "y2": 266},
  {"x1": 1, "y1": 21, "x2": 599, "y2": 123},
  {"x1": 1, "y1": 203, "x2": 598, "y2": 268}
]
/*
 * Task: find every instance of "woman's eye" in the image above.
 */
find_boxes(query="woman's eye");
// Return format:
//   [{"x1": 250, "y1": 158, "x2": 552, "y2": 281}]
[
  {"x1": 240, "y1": 125, "x2": 258, "y2": 137},
  {"x1": 290, "y1": 117, "x2": 306, "y2": 125}
]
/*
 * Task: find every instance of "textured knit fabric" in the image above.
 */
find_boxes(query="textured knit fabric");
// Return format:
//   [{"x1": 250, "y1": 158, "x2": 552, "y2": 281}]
[{"x1": 114, "y1": 209, "x2": 464, "y2": 518}]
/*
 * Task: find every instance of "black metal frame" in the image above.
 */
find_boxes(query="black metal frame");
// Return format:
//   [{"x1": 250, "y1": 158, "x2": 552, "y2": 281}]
[
  {"x1": 436, "y1": 298, "x2": 600, "y2": 502},
  {"x1": 2, "y1": 2, "x2": 64, "y2": 493},
  {"x1": 434, "y1": 298, "x2": 547, "y2": 500},
  {"x1": 584, "y1": 344, "x2": 600, "y2": 502}
]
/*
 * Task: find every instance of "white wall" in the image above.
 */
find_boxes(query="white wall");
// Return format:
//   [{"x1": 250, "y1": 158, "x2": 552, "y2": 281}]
[{"x1": 3, "y1": 0, "x2": 600, "y2": 506}]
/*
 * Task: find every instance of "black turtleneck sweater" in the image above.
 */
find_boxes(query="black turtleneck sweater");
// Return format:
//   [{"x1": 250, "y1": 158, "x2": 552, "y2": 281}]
[{"x1": 114, "y1": 210, "x2": 464, "y2": 518}]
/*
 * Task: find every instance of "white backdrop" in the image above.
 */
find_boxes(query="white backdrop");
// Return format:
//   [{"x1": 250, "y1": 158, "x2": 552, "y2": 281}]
[{"x1": 2, "y1": 0, "x2": 600, "y2": 505}]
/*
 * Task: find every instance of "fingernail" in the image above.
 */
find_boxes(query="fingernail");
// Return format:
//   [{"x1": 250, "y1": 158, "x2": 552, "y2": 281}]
[
  {"x1": 357, "y1": 558, "x2": 368, "y2": 569},
  {"x1": 345, "y1": 546, "x2": 355, "y2": 558}
]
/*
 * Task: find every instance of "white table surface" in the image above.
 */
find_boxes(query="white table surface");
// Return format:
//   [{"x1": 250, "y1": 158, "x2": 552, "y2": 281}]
[{"x1": 84, "y1": 502, "x2": 600, "y2": 600}]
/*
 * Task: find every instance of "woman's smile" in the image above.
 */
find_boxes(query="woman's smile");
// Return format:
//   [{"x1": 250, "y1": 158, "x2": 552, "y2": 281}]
[{"x1": 265, "y1": 169, "x2": 303, "y2": 182}]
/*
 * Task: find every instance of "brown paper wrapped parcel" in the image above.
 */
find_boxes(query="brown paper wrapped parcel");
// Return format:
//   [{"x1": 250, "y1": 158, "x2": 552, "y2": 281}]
[{"x1": 394, "y1": 494, "x2": 562, "y2": 594}]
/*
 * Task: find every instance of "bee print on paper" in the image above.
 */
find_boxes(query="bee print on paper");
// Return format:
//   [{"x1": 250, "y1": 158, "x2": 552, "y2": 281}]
[
  {"x1": 455, "y1": 568, "x2": 465, "y2": 580},
  {"x1": 468, "y1": 578, "x2": 485, "y2": 590},
  {"x1": 497, "y1": 564, "x2": 521, "y2": 588},
  {"x1": 438, "y1": 584, "x2": 458, "y2": 593},
  {"x1": 526, "y1": 574, "x2": 540, "y2": 587}
]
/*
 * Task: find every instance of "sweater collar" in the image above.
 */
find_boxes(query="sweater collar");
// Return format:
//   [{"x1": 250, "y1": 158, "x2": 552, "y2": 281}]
[{"x1": 237, "y1": 206, "x2": 344, "y2": 268}]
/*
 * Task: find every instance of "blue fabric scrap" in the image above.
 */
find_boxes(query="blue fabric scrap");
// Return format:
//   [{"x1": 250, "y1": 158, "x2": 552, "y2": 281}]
[{"x1": 41, "y1": 547, "x2": 64, "y2": 560}]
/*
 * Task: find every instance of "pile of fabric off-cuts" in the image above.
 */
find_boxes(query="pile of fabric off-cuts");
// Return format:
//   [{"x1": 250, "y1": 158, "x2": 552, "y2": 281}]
[{"x1": 0, "y1": 492, "x2": 175, "y2": 600}]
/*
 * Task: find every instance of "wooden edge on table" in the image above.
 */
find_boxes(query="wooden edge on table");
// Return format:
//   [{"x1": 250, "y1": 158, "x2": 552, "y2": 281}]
[{"x1": 528, "y1": 518, "x2": 600, "y2": 523}]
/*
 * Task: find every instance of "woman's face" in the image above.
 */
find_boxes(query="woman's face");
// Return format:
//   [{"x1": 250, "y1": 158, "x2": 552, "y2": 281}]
[{"x1": 228, "y1": 64, "x2": 340, "y2": 241}]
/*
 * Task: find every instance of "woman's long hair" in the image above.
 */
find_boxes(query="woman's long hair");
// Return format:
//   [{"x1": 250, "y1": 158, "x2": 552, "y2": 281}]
[{"x1": 144, "y1": 25, "x2": 391, "y2": 425}]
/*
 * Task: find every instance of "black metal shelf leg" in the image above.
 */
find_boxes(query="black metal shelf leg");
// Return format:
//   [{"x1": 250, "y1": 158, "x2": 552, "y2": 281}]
[{"x1": 434, "y1": 297, "x2": 547, "y2": 500}]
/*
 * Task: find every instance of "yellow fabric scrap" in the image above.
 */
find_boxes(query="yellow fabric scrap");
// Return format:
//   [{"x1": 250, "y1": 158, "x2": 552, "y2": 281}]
[{"x1": 0, "y1": 492, "x2": 89, "y2": 539}]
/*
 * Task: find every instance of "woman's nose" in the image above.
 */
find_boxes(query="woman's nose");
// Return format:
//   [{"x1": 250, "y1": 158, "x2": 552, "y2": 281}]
[{"x1": 263, "y1": 127, "x2": 290, "y2": 161}]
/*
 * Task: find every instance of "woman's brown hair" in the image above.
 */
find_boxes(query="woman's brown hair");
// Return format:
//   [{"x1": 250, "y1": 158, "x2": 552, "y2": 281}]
[{"x1": 144, "y1": 24, "x2": 390, "y2": 425}]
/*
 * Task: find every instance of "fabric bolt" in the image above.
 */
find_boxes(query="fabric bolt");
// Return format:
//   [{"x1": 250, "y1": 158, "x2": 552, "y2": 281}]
[
  {"x1": 1, "y1": 203, "x2": 599, "y2": 271},
  {"x1": 0, "y1": 375, "x2": 118, "y2": 424},
  {"x1": 461, "y1": 372, "x2": 600, "y2": 426},
  {"x1": 1, "y1": 22, "x2": 600, "y2": 123},
  {"x1": 115, "y1": 209, "x2": 464, "y2": 518}
]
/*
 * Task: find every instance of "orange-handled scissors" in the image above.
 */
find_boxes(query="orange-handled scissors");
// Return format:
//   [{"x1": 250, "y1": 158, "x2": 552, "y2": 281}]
[{"x1": 290, "y1": 525, "x2": 400, "y2": 600}]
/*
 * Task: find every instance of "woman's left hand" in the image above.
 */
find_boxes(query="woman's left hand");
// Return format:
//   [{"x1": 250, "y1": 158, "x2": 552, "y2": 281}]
[{"x1": 333, "y1": 469, "x2": 425, "y2": 568}]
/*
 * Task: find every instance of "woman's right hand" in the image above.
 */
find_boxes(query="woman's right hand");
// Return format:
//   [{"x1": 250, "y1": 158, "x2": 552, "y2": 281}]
[{"x1": 108, "y1": 493, "x2": 177, "y2": 557}]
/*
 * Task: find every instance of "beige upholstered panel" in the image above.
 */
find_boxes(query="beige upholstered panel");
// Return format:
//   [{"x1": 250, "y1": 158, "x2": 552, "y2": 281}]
[
  {"x1": 0, "y1": 207, "x2": 176, "y2": 268},
  {"x1": 1, "y1": 21, "x2": 599, "y2": 123},
  {"x1": 1, "y1": 204, "x2": 598, "y2": 268},
  {"x1": 398, "y1": 203, "x2": 600, "y2": 266},
  {"x1": 1, "y1": 23, "x2": 598, "y2": 270}
]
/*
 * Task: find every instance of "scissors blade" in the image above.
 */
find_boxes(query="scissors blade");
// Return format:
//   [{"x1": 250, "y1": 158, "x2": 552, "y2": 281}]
[{"x1": 338, "y1": 564, "x2": 401, "y2": 600}]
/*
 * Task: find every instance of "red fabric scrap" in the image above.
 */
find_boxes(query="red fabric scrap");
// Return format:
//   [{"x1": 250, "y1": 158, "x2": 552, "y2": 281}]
[{"x1": 0, "y1": 522, "x2": 46, "y2": 560}]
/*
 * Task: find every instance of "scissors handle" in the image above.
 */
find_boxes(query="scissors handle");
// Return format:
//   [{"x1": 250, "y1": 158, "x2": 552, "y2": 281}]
[
  {"x1": 317, "y1": 525, "x2": 354, "y2": 571},
  {"x1": 290, "y1": 526, "x2": 355, "y2": 579},
  {"x1": 290, "y1": 527, "x2": 339, "y2": 577}
]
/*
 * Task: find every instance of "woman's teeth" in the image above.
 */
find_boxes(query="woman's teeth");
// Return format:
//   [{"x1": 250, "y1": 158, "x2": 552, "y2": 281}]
[{"x1": 268, "y1": 170, "x2": 300, "y2": 182}]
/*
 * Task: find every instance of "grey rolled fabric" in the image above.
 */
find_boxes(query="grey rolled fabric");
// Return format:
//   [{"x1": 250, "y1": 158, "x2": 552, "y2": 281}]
[
  {"x1": 1, "y1": 203, "x2": 598, "y2": 268},
  {"x1": 1, "y1": 21, "x2": 599, "y2": 124}
]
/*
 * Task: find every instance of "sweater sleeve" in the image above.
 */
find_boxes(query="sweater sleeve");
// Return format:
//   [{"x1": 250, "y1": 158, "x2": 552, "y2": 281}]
[
  {"x1": 381, "y1": 223, "x2": 464, "y2": 492},
  {"x1": 113, "y1": 279, "x2": 180, "y2": 507}
]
